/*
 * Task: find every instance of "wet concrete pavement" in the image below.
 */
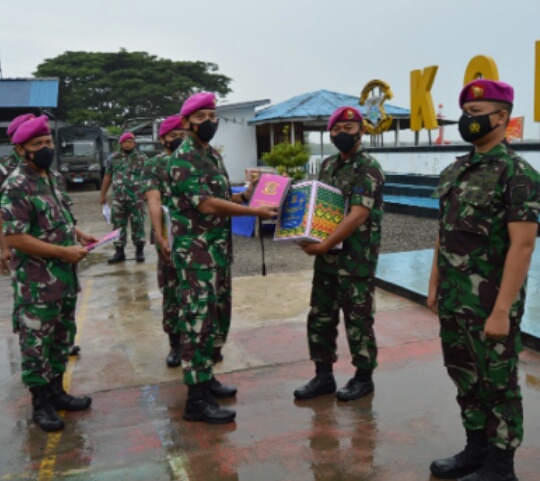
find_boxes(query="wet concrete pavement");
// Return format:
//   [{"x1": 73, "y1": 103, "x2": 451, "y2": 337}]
[{"x1": 2, "y1": 248, "x2": 540, "y2": 480}]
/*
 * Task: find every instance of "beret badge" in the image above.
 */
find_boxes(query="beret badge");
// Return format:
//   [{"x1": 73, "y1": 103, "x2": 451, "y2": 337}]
[{"x1": 471, "y1": 85, "x2": 484, "y2": 99}]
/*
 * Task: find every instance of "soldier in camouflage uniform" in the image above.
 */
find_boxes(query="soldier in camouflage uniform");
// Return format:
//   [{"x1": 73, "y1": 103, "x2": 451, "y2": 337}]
[
  {"x1": 0, "y1": 116, "x2": 97, "y2": 432},
  {"x1": 294, "y1": 106, "x2": 384, "y2": 403},
  {"x1": 0, "y1": 113, "x2": 35, "y2": 274},
  {"x1": 167, "y1": 92, "x2": 277, "y2": 424},
  {"x1": 100, "y1": 132, "x2": 147, "y2": 264},
  {"x1": 428, "y1": 80, "x2": 540, "y2": 481},
  {"x1": 142, "y1": 115, "x2": 186, "y2": 368}
]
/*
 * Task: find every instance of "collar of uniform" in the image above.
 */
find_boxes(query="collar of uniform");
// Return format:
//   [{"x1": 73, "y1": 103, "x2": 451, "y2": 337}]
[
  {"x1": 470, "y1": 143, "x2": 507, "y2": 164},
  {"x1": 335, "y1": 145, "x2": 365, "y2": 165},
  {"x1": 19, "y1": 161, "x2": 43, "y2": 180},
  {"x1": 19, "y1": 162, "x2": 57, "y2": 188},
  {"x1": 185, "y1": 135, "x2": 218, "y2": 157},
  {"x1": 10, "y1": 149, "x2": 22, "y2": 164}
]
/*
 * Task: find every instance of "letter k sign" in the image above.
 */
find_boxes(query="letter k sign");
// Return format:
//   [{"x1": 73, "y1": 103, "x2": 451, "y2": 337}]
[{"x1": 410, "y1": 65, "x2": 439, "y2": 131}]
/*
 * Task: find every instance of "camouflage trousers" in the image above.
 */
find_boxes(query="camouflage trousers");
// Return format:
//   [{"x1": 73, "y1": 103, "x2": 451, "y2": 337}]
[
  {"x1": 157, "y1": 253, "x2": 181, "y2": 335},
  {"x1": 307, "y1": 269, "x2": 377, "y2": 372},
  {"x1": 16, "y1": 297, "x2": 77, "y2": 388},
  {"x1": 439, "y1": 313, "x2": 523, "y2": 449},
  {"x1": 112, "y1": 197, "x2": 146, "y2": 247},
  {"x1": 176, "y1": 267, "x2": 231, "y2": 385}
]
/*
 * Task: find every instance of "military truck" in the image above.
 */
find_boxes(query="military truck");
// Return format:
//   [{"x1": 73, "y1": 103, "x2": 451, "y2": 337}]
[{"x1": 57, "y1": 126, "x2": 112, "y2": 189}]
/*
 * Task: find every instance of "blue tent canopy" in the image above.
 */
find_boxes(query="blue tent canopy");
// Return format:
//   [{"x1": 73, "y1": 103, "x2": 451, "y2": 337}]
[{"x1": 249, "y1": 89, "x2": 410, "y2": 126}]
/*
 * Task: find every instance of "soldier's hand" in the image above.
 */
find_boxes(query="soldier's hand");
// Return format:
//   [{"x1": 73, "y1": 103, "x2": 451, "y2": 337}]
[
  {"x1": 0, "y1": 246, "x2": 11, "y2": 274},
  {"x1": 484, "y1": 311, "x2": 511, "y2": 340},
  {"x1": 245, "y1": 178, "x2": 258, "y2": 200},
  {"x1": 299, "y1": 241, "x2": 327, "y2": 256},
  {"x1": 253, "y1": 206, "x2": 279, "y2": 219},
  {"x1": 99, "y1": 193, "x2": 107, "y2": 205},
  {"x1": 78, "y1": 232, "x2": 99, "y2": 247},
  {"x1": 156, "y1": 236, "x2": 172, "y2": 263},
  {"x1": 62, "y1": 246, "x2": 89, "y2": 264}
]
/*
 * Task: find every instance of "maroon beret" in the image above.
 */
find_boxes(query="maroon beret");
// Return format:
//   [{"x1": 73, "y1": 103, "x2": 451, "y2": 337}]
[
  {"x1": 459, "y1": 79, "x2": 514, "y2": 108},
  {"x1": 159, "y1": 115, "x2": 183, "y2": 137},
  {"x1": 180, "y1": 92, "x2": 216, "y2": 118},
  {"x1": 12, "y1": 115, "x2": 51, "y2": 145},
  {"x1": 119, "y1": 132, "x2": 135, "y2": 144},
  {"x1": 327, "y1": 106, "x2": 363, "y2": 131},
  {"x1": 7, "y1": 113, "x2": 36, "y2": 138}
]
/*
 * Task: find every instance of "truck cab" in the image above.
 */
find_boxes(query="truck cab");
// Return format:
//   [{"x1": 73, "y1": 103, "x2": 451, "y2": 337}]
[{"x1": 58, "y1": 126, "x2": 111, "y2": 189}]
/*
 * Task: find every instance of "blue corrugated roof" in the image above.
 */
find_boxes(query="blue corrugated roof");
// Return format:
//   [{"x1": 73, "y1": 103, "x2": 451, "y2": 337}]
[
  {"x1": 0, "y1": 78, "x2": 59, "y2": 108},
  {"x1": 249, "y1": 89, "x2": 410, "y2": 124}
]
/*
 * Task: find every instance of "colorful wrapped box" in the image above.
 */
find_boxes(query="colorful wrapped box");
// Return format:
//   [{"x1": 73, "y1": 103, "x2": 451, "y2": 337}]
[{"x1": 274, "y1": 181, "x2": 347, "y2": 247}]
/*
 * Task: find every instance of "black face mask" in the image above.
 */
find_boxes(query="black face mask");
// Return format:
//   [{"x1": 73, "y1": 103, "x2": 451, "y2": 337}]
[
  {"x1": 165, "y1": 137, "x2": 183, "y2": 152},
  {"x1": 331, "y1": 132, "x2": 360, "y2": 153},
  {"x1": 458, "y1": 111, "x2": 501, "y2": 143},
  {"x1": 190, "y1": 119, "x2": 218, "y2": 143},
  {"x1": 122, "y1": 148, "x2": 134, "y2": 155},
  {"x1": 25, "y1": 147, "x2": 55, "y2": 170}
]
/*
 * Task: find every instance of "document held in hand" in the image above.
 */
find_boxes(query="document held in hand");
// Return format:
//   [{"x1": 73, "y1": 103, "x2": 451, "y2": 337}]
[
  {"x1": 102, "y1": 203, "x2": 112, "y2": 224},
  {"x1": 161, "y1": 206, "x2": 172, "y2": 242},
  {"x1": 85, "y1": 229, "x2": 121, "y2": 251},
  {"x1": 249, "y1": 173, "x2": 292, "y2": 210}
]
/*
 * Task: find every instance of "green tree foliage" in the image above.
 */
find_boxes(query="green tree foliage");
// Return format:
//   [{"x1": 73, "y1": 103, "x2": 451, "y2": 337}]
[
  {"x1": 262, "y1": 127, "x2": 310, "y2": 180},
  {"x1": 34, "y1": 49, "x2": 232, "y2": 126}
]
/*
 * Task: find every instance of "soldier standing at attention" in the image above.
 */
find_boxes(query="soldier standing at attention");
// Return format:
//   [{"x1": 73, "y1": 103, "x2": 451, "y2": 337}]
[
  {"x1": 168, "y1": 92, "x2": 277, "y2": 424},
  {"x1": 294, "y1": 106, "x2": 385, "y2": 402},
  {"x1": 100, "y1": 132, "x2": 147, "y2": 264},
  {"x1": 142, "y1": 115, "x2": 186, "y2": 368},
  {"x1": 0, "y1": 116, "x2": 97, "y2": 432},
  {"x1": 428, "y1": 80, "x2": 540, "y2": 481},
  {"x1": 1, "y1": 113, "x2": 36, "y2": 274}
]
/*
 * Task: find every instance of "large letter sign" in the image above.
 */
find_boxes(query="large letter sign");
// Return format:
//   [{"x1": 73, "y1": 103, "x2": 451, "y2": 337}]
[
  {"x1": 410, "y1": 66, "x2": 438, "y2": 131},
  {"x1": 463, "y1": 55, "x2": 499, "y2": 84}
]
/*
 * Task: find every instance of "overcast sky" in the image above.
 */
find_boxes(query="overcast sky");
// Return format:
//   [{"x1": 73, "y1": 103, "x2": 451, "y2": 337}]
[{"x1": 1, "y1": 0, "x2": 539, "y2": 140}]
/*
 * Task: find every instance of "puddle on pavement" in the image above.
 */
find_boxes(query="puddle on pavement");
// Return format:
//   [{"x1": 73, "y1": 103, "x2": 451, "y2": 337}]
[{"x1": 79, "y1": 252, "x2": 109, "y2": 272}]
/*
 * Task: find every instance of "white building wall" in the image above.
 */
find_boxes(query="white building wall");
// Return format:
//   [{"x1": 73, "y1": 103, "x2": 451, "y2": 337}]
[
  {"x1": 370, "y1": 148, "x2": 540, "y2": 176},
  {"x1": 214, "y1": 105, "x2": 260, "y2": 184},
  {"x1": 308, "y1": 148, "x2": 540, "y2": 176}
]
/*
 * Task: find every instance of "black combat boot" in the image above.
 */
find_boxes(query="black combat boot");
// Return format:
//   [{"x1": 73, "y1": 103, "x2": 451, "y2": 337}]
[
  {"x1": 458, "y1": 446, "x2": 518, "y2": 481},
  {"x1": 107, "y1": 246, "x2": 125, "y2": 264},
  {"x1": 212, "y1": 347, "x2": 224, "y2": 364},
  {"x1": 293, "y1": 362, "x2": 336, "y2": 400},
  {"x1": 336, "y1": 368, "x2": 374, "y2": 401},
  {"x1": 30, "y1": 385, "x2": 64, "y2": 432},
  {"x1": 135, "y1": 243, "x2": 145, "y2": 262},
  {"x1": 183, "y1": 382, "x2": 236, "y2": 424},
  {"x1": 430, "y1": 429, "x2": 488, "y2": 479},
  {"x1": 49, "y1": 374, "x2": 92, "y2": 411},
  {"x1": 208, "y1": 376, "x2": 237, "y2": 398},
  {"x1": 166, "y1": 334, "x2": 182, "y2": 368}
]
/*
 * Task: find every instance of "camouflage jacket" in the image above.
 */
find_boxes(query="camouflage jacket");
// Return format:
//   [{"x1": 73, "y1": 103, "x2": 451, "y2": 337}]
[
  {"x1": 141, "y1": 151, "x2": 172, "y2": 200},
  {"x1": 433, "y1": 142, "x2": 540, "y2": 318},
  {"x1": 0, "y1": 150, "x2": 22, "y2": 188},
  {"x1": 315, "y1": 146, "x2": 385, "y2": 277},
  {"x1": 167, "y1": 136, "x2": 232, "y2": 270},
  {"x1": 0, "y1": 163, "x2": 79, "y2": 303},
  {"x1": 105, "y1": 149, "x2": 147, "y2": 202}
]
